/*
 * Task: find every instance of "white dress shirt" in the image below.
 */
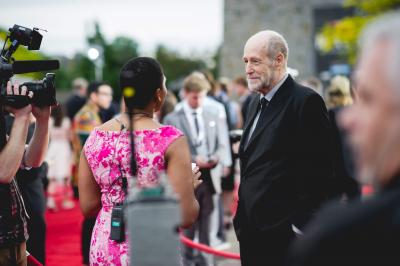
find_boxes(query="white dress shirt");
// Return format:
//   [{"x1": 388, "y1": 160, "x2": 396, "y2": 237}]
[{"x1": 183, "y1": 101, "x2": 209, "y2": 156}]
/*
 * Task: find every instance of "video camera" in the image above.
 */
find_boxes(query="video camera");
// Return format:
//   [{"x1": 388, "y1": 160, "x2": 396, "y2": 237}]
[{"x1": 0, "y1": 25, "x2": 60, "y2": 108}]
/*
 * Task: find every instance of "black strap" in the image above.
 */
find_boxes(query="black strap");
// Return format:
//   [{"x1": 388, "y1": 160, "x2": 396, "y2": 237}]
[{"x1": 107, "y1": 117, "x2": 128, "y2": 204}]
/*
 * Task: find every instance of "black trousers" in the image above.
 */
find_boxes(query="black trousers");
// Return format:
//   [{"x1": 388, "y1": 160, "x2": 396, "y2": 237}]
[
  {"x1": 26, "y1": 213, "x2": 46, "y2": 264},
  {"x1": 183, "y1": 178, "x2": 214, "y2": 266},
  {"x1": 239, "y1": 225, "x2": 294, "y2": 266},
  {"x1": 81, "y1": 217, "x2": 96, "y2": 264}
]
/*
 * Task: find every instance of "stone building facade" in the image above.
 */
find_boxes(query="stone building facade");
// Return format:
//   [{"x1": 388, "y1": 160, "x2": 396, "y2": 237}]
[{"x1": 220, "y1": 0, "x2": 344, "y2": 79}]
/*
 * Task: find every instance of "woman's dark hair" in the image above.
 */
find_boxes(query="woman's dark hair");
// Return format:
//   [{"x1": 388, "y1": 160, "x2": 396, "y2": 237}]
[
  {"x1": 51, "y1": 105, "x2": 65, "y2": 127},
  {"x1": 119, "y1": 57, "x2": 164, "y2": 109}
]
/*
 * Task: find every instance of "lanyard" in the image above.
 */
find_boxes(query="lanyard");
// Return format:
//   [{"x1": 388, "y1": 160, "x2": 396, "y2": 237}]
[{"x1": 107, "y1": 118, "x2": 128, "y2": 205}]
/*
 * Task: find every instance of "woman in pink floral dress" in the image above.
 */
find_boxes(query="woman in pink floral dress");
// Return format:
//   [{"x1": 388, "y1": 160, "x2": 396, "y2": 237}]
[{"x1": 78, "y1": 57, "x2": 200, "y2": 266}]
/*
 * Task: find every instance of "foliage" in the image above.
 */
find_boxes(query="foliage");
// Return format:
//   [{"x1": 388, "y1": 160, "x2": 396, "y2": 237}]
[
  {"x1": 155, "y1": 44, "x2": 207, "y2": 88},
  {"x1": 317, "y1": 0, "x2": 400, "y2": 64}
]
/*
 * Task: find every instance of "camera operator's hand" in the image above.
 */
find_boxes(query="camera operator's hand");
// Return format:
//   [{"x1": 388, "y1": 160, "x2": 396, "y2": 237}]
[
  {"x1": 31, "y1": 104, "x2": 51, "y2": 123},
  {"x1": 5, "y1": 81, "x2": 33, "y2": 120}
]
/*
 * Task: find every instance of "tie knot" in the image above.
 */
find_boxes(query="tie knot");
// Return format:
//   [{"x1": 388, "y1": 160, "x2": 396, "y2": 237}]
[
  {"x1": 192, "y1": 111, "x2": 197, "y2": 116},
  {"x1": 260, "y1": 98, "x2": 268, "y2": 109}
]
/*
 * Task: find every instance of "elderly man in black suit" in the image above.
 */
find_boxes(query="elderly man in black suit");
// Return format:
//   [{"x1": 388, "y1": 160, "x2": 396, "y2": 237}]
[
  {"x1": 287, "y1": 12, "x2": 400, "y2": 266},
  {"x1": 233, "y1": 30, "x2": 334, "y2": 266}
]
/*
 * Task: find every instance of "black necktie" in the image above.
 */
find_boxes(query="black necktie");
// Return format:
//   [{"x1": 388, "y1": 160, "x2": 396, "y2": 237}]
[
  {"x1": 248, "y1": 97, "x2": 268, "y2": 126},
  {"x1": 244, "y1": 97, "x2": 269, "y2": 148},
  {"x1": 259, "y1": 97, "x2": 268, "y2": 115}
]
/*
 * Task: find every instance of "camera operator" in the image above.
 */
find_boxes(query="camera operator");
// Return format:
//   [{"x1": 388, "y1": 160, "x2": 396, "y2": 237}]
[{"x1": 0, "y1": 81, "x2": 50, "y2": 265}]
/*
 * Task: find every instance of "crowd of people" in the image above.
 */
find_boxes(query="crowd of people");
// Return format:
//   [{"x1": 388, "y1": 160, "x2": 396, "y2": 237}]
[{"x1": 0, "y1": 10, "x2": 400, "y2": 266}]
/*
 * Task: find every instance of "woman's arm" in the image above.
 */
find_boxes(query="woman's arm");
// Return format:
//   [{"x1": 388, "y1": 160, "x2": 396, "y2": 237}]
[
  {"x1": 78, "y1": 152, "x2": 102, "y2": 218},
  {"x1": 165, "y1": 136, "x2": 200, "y2": 228}
]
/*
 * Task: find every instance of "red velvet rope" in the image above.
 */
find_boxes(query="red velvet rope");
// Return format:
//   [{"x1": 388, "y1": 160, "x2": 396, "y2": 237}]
[
  {"x1": 179, "y1": 233, "x2": 240, "y2": 260},
  {"x1": 27, "y1": 254, "x2": 43, "y2": 266}
]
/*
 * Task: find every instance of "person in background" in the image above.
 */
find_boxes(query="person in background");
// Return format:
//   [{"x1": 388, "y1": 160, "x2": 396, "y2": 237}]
[
  {"x1": 158, "y1": 91, "x2": 178, "y2": 123},
  {"x1": 326, "y1": 75, "x2": 353, "y2": 109},
  {"x1": 164, "y1": 72, "x2": 231, "y2": 265},
  {"x1": 73, "y1": 81, "x2": 113, "y2": 266},
  {"x1": 66, "y1": 77, "x2": 88, "y2": 121},
  {"x1": 232, "y1": 76, "x2": 251, "y2": 126},
  {"x1": 78, "y1": 57, "x2": 200, "y2": 265},
  {"x1": 326, "y1": 75, "x2": 360, "y2": 200},
  {"x1": 46, "y1": 105, "x2": 74, "y2": 211}
]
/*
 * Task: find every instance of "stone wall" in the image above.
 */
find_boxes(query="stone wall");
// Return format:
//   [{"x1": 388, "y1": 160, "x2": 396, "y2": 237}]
[{"x1": 220, "y1": 0, "x2": 343, "y2": 79}]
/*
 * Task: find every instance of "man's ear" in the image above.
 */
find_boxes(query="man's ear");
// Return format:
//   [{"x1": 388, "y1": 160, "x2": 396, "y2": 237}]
[{"x1": 274, "y1": 53, "x2": 284, "y2": 68}]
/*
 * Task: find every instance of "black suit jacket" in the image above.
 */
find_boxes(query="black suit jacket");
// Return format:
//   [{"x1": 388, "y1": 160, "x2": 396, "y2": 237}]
[
  {"x1": 234, "y1": 75, "x2": 334, "y2": 239},
  {"x1": 287, "y1": 177, "x2": 400, "y2": 266}
]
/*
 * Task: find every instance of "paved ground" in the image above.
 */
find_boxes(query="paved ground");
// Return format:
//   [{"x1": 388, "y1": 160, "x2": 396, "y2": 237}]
[{"x1": 215, "y1": 227, "x2": 241, "y2": 266}]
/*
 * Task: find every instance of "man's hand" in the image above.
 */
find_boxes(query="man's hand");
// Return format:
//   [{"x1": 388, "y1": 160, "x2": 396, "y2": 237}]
[
  {"x1": 192, "y1": 164, "x2": 203, "y2": 190},
  {"x1": 5, "y1": 81, "x2": 33, "y2": 120}
]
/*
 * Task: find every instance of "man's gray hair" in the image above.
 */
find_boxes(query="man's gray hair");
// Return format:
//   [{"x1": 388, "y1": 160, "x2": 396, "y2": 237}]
[
  {"x1": 359, "y1": 12, "x2": 400, "y2": 94},
  {"x1": 266, "y1": 31, "x2": 289, "y2": 61}
]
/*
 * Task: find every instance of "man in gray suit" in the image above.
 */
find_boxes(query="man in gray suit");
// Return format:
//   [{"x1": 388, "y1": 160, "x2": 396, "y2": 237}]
[{"x1": 164, "y1": 72, "x2": 229, "y2": 266}]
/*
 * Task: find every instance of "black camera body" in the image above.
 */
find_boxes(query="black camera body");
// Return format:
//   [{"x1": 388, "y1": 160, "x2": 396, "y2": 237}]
[{"x1": 0, "y1": 25, "x2": 59, "y2": 109}]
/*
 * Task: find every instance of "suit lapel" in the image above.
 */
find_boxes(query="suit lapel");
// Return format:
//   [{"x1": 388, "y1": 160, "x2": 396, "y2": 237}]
[
  {"x1": 202, "y1": 110, "x2": 217, "y2": 155},
  {"x1": 177, "y1": 109, "x2": 197, "y2": 149},
  {"x1": 240, "y1": 95, "x2": 260, "y2": 152},
  {"x1": 245, "y1": 76, "x2": 294, "y2": 150}
]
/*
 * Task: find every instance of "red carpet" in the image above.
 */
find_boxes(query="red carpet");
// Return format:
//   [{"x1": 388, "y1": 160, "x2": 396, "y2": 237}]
[{"x1": 45, "y1": 200, "x2": 83, "y2": 266}]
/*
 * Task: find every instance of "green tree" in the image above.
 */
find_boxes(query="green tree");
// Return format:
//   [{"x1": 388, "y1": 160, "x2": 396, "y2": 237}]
[
  {"x1": 53, "y1": 22, "x2": 139, "y2": 96},
  {"x1": 155, "y1": 45, "x2": 206, "y2": 88},
  {"x1": 318, "y1": 0, "x2": 400, "y2": 63},
  {"x1": 54, "y1": 54, "x2": 95, "y2": 89},
  {"x1": 102, "y1": 36, "x2": 139, "y2": 100}
]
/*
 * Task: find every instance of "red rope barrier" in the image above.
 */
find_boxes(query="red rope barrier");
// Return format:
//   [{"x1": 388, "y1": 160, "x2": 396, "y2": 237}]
[
  {"x1": 27, "y1": 252, "x2": 43, "y2": 266},
  {"x1": 179, "y1": 233, "x2": 240, "y2": 260}
]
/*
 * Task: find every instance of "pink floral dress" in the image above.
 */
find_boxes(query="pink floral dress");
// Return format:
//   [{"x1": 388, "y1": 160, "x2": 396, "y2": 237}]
[{"x1": 84, "y1": 125, "x2": 183, "y2": 266}]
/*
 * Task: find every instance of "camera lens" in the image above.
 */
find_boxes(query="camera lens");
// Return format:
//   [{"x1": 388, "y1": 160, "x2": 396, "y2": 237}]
[{"x1": 21, "y1": 73, "x2": 57, "y2": 107}]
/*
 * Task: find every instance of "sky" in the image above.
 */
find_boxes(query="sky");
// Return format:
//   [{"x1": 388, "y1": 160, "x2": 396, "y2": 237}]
[{"x1": 1, "y1": 0, "x2": 223, "y2": 58}]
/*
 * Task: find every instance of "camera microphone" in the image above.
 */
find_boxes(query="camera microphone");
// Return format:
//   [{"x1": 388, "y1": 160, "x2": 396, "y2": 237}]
[{"x1": 12, "y1": 60, "x2": 60, "y2": 74}]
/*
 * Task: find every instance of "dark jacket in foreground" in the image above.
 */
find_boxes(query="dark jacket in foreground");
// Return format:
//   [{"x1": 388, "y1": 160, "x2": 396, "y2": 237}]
[{"x1": 288, "y1": 177, "x2": 400, "y2": 266}]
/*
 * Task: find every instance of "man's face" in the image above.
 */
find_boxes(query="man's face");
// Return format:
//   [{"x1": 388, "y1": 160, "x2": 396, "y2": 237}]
[
  {"x1": 96, "y1": 84, "x2": 113, "y2": 109},
  {"x1": 339, "y1": 42, "x2": 400, "y2": 184},
  {"x1": 243, "y1": 39, "x2": 275, "y2": 94},
  {"x1": 185, "y1": 91, "x2": 206, "y2": 109}
]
